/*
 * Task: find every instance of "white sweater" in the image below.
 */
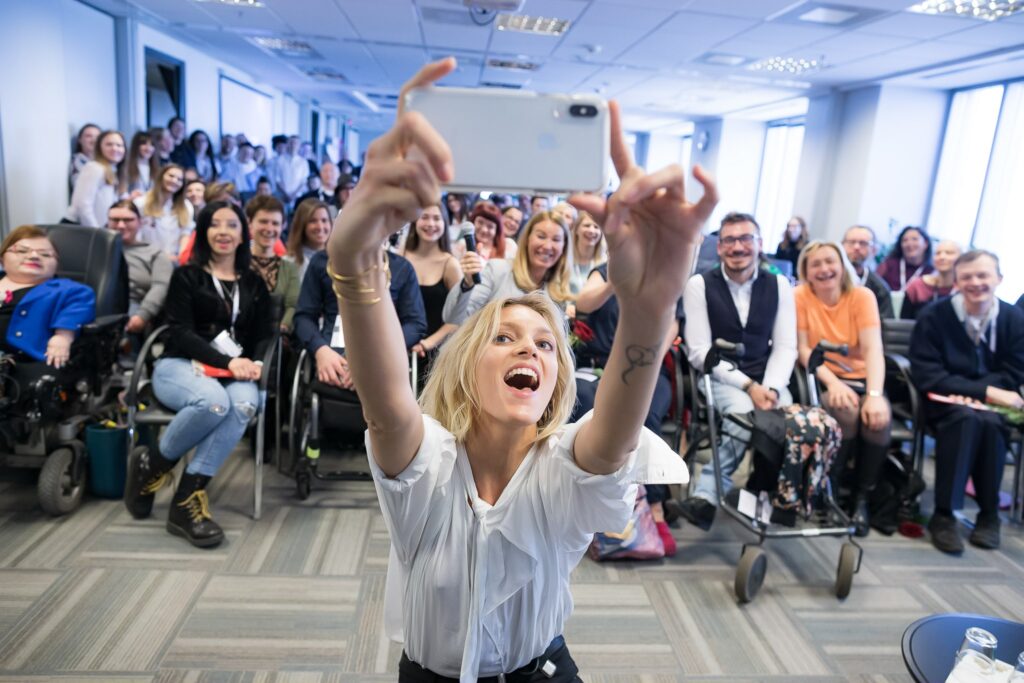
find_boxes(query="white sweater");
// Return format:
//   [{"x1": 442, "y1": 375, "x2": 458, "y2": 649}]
[
  {"x1": 134, "y1": 195, "x2": 195, "y2": 258},
  {"x1": 65, "y1": 161, "x2": 118, "y2": 227}
]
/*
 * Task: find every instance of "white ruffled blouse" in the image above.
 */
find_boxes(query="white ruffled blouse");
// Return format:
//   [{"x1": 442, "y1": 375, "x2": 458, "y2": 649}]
[{"x1": 367, "y1": 410, "x2": 687, "y2": 682}]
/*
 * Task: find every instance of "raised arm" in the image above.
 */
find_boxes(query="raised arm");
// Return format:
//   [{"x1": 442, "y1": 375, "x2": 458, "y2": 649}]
[
  {"x1": 571, "y1": 101, "x2": 718, "y2": 475},
  {"x1": 325, "y1": 59, "x2": 455, "y2": 478}
]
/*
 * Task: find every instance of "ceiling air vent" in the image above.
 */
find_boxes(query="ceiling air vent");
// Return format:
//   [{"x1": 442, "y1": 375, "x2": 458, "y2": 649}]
[
  {"x1": 480, "y1": 81, "x2": 524, "y2": 89},
  {"x1": 487, "y1": 58, "x2": 541, "y2": 71},
  {"x1": 301, "y1": 67, "x2": 349, "y2": 82},
  {"x1": 248, "y1": 37, "x2": 321, "y2": 59}
]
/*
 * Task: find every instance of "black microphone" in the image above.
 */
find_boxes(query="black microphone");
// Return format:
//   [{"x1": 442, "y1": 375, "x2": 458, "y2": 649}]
[{"x1": 458, "y1": 221, "x2": 481, "y2": 285}]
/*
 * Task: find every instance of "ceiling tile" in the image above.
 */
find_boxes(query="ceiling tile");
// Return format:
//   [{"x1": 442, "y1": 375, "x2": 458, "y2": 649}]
[
  {"x1": 367, "y1": 44, "x2": 431, "y2": 84},
  {"x1": 340, "y1": 0, "x2": 422, "y2": 44},
  {"x1": 858, "y1": 11, "x2": 980, "y2": 39},
  {"x1": 273, "y1": 0, "x2": 358, "y2": 38},
  {"x1": 616, "y1": 11, "x2": 759, "y2": 67},
  {"x1": 725, "y1": 21, "x2": 846, "y2": 48},
  {"x1": 186, "y1": 2, "x2": 287, "y2": 32},
  {"x1": 936, "y1": 21, "x2": 1024, "y2": 48},
  {"x1": 799, "y1": 30, "x2": 919, "y2": 66},
  {"x1": 588, "y1": 0, "x2": 693, "y2": 8},
  {"x1": 684, "y1": 0, "x2": 815, "y2": 20}
]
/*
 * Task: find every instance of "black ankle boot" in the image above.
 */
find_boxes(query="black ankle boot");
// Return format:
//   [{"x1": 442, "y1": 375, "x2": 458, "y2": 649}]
[
  {"x1": 124, "y1": 445, "x2": 177, "y2": 519},
  {"x1": 851, "y1": 494, "x2": 871, "y2": 537},
  {"x1": 166, "y1": 472, "x2": 224, "y2": 548}
]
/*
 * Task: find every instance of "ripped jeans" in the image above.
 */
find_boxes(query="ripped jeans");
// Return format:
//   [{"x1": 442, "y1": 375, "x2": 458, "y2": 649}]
[{"x1": 152, "y1": 357, "x2": 260, "y2": 477}]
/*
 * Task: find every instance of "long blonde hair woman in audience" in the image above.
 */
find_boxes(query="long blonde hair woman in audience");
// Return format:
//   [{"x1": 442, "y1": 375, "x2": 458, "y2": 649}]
[
  {"x1": 126, "y1": 131, "x2": 159, "y2": 198},
  {"x1": 68, "y1": 123, "x2": 100, "y2": 192},
  {"x1": 64, "y1": 130, "x2": 126, "y2": 227},
  {"x1": 285, "y1": 198, "x2": 332, "y2": 283},
  {"x1": 569, "y1": 210, "x2": 606, "y2": 295},
  {"x1": 401, "y1": 204, "x2": 463, "y2": 361},
  {"x1": 329, "y1": 57, "x2": 709, "y2": 681},
  {"x1": 445, "y1": 210, "x2": 574, "y2": 325},
  {"x1": 135, "y1": 163, "x2": 194, "y2": 259}
]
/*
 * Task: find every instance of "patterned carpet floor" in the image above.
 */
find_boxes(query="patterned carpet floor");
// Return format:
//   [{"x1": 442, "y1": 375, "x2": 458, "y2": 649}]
[{"x1": 1, "y1": 445, "x2": 1022, "y2": 682}]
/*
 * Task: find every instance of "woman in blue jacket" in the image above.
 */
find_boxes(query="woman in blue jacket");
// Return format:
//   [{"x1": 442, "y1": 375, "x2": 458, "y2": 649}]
[{"x1": 0, "y1": 225, "x2": 95, "y2": 368}]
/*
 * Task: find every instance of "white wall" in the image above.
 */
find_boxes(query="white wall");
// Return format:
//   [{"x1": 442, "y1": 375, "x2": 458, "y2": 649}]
[
  {"x1": 134, "y1": 24, "x2": 293, "y2": 146},
  {"x1": 0, "y1": 0, "x2": 117, "y2": 229},
  {"x1": 796, "y1": 85, "x2": 947, "y2": 246},
  {"x1": 691, "y1": 118, "x2": 766, "y2": 232}
]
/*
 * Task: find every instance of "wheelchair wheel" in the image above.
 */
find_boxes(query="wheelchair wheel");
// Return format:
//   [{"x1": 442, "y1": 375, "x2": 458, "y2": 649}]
[
  {"x1": 735, "y1": 546, "x2": 767, "y2": 603},
  {"x1": 835, "y1": 542, "x2": 859, "y2": 600},
  {"x1": 38, "y1": 445, "x2": 85, "y2": 516},
  {"x1": 296, "y1": 470, "x2": 311, "y2": 500}
]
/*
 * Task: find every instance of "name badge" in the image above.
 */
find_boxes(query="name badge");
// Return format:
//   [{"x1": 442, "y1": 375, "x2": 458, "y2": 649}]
[
  {"x1": 330, "y1": 315, "x2": 345, "y2": 350},
  {"x1": 211, "y1": 329, "x2": 243, "y2": 358}
]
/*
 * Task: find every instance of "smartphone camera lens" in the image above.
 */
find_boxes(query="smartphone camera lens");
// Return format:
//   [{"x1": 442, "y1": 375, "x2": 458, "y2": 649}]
[{"x1": 569, "y1": 104, "x2": 598, "y2": 118}]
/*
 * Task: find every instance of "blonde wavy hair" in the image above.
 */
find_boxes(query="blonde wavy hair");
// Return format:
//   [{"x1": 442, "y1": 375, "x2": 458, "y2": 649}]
[
  {"x1": 797, "y1": 240, "x2": 858, "y2": 295},
  {"x1": 419, "y1": 292, "x2": 576, "y2": 444},
  {"x1": 511, "y1": 212, "x2": 574, "y2": 305}
]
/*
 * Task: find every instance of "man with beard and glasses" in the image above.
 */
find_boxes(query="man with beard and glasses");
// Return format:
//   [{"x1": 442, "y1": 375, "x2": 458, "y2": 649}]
[
  {"x1": 910, "y1": 250, "x2": 1024, "y2": 555},
  {"x1": 842, "y1": 225, "x2": 894, "y2": 319},
  {"x1": 673, "y1": 212, "x2": 798, "y2": 531}
]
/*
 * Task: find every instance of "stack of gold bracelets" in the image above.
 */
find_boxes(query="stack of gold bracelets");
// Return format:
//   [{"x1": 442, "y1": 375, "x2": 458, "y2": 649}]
[{"x1": 326, "y1": 250, "x2": 392, "y2": 305}]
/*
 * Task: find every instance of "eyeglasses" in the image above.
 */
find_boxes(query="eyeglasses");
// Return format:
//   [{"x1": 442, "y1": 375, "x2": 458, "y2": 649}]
[
  {"x1": 7, "y1": 246, "x2": 56, "y2": 259},
  {"x1": 720, "y1": 234, "x2": 756, "y2": 247},
  {"x1": 843, "y1": 239, "x2": 873, "y2": 248},
  {"x1": 109, "y1": 217, "x2": 137, "y2": 224}
]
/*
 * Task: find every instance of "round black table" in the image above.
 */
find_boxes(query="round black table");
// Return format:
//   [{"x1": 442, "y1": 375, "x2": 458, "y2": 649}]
[{"x1": 902, "y1": 613, "x2": 1024, "y2": 682}]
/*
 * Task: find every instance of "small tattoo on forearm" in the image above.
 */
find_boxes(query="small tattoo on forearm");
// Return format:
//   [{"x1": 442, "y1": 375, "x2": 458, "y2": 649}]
[{"x1": 622, "y1": 345, "x2": 657, "y2": 385}]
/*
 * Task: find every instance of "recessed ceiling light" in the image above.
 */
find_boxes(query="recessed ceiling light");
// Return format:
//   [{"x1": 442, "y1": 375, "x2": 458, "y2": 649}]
[
  {"x1": 799, "y1": 7, "x2": 859, "y2": 23},
  {"x1": 748, "y1": 56, "x2": 824, "y2": 75},
  {"x1": 696, "y1": 52, "x2": 753, "y2": 67},
  {"x1": 248, "y1": 37, "x2": 320, "y2": 58},
  {"x1": 195, "y1": 0, "x2": 264, "y2": 7},
  {"x1": 495, "y1": 13, "x2": 571, "y2": 35},
  {"x1": 907, "y1": 0, "x2": 1024, "y2": 21},
  {"x1": 487, "y1": 57, "x2": 541, "y2": 71}
]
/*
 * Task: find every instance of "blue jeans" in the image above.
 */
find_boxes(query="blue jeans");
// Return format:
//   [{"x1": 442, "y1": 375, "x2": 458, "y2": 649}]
[
  {"x1": 152, "y1": 357, "x2": 260, "y2": 477},
  {"x1": 693, "y1": 381, "x2": 792, "y2": 505}
]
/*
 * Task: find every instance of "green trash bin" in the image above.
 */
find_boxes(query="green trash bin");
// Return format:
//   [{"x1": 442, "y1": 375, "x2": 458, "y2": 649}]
[{"x1": 85, "y1": 424, "x2": 129, "y2": 498}]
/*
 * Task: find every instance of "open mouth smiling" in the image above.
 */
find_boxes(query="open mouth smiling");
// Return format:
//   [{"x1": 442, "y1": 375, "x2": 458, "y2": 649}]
[{"x1": 503, "y1": 366, "x2": 540, "y2": 392}]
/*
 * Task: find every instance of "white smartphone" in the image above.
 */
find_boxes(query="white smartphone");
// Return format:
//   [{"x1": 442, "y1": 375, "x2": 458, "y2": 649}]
[{"x1": 403, "y1": 86, "x2": 610, "y2": 195}]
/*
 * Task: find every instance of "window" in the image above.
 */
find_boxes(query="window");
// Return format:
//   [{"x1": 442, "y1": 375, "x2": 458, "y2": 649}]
[
  {"x1": 927, "y1": 81, "x2": 1024, "y2": 298},
  {"x1": 973, "y1": 83, "x2": 1023, "y2": 298},
  {"x1": 754, "y1": 121, "x2": 805, "y2": 251},
  {"x1": 925, "y1": 84, "x2": 1003, "y2": 248}
]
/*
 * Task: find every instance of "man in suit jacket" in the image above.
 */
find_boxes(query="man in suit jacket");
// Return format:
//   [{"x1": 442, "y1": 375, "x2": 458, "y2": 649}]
[{"x1": 910, "y1": 250, "x2": 1024, "y2": 554}]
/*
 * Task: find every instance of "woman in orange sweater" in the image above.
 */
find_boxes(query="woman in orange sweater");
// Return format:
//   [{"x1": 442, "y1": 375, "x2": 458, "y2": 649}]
[{"x1": 794, "y1": 241, "x2": 891, "y2": 537}]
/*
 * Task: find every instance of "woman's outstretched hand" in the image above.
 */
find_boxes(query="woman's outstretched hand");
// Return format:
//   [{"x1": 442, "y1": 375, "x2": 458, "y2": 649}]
[
  {"x1": 570, "y1": 102, "x2": 718, "y2": 316},
  {"x1": 326, "y1": 58, "x2": 456, "y2": 270}
]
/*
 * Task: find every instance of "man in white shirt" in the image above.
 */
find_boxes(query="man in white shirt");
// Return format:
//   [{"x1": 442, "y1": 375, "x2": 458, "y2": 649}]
[
  {"x1": 272, "y1": 135, "x2": 310, "y2": 207},
  {"x1": 676, "y1": 212, "x2": 798, "y2": 530}
]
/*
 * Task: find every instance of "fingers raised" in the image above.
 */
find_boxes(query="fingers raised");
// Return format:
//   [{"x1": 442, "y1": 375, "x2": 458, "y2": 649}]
[
  {"x1": 568, "y1": 193, "x2": 607, "y2": 225},
  {"x1": 621, "y1": 164, "x2": 684, "y2": 205},
  {"x1": 608, "y1": 100, "x2": 634, "y2": 179},
  {"x1": 374, "y1": 112, "x2": 453, "y2": 183},
  {"x1": 691, "y1": 164, "x2": 720, "y2": 224},
  {"x1": 397, "y1": 57, "x2": 457, "y2": 116}
]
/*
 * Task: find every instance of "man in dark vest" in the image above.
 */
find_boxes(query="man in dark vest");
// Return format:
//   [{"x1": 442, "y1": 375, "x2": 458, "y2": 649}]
[
  {"x1": 910, "y1": 250, "x2": 1024, "y2": 554},
  {"x1": 675, "y1": 212, "x2": 798, "y2": 530},
  {"x1": 842, "y1": 225, "x2": 894, "y2": 318}
]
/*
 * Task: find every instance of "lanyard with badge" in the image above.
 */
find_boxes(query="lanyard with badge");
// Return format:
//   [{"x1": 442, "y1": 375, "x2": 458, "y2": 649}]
[
  {"x1": 899, "y1": 259, "x2": 924, "y2": 290},
  {"x1": 210, "y1": 273, "x2": 243, "y2": 357}
]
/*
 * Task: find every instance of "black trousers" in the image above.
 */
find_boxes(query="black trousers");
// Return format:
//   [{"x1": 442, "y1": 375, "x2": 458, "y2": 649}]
[
  {"x1": 398, "y1": 636, "x2": 582, "y2": 683},
  {"x1": 929, "y1": 404, "x2": 1008, "y2": 514}
]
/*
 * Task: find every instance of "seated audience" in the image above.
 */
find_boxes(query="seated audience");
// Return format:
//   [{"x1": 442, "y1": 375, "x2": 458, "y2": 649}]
[
  {"x1": 876, "y1": 225, "x2": 933, "y2": 292},
  {"x1": 901, "y1": 239, "x2": 960, "y2": 320},
  {"x1": 286, "y1": 199, "x2": 332, "y2": 283},
  {"x1": 0, "y1": 226, "x2": 95, "y2": 367},
  {"x1": 215, "y1": 134, "x2": 237, "y2": 180},
  {"x1": 678, "y1": 212, "x2": 798, "y2": 530},
  {"x1": 126, "y1": 131, "x2": 158, "y2": 197},
  {"x1": 255, "y1": 176, "x2": 274, "y2": 198},
  {"x1": 64, "y1": 130, "x2": 126, "y2": 227},
  {"x1": 123, "y1": 201, "x2": 273, "y2": 548},
  {"x1": 401, "y1": 205, "x2": 463, "y2": 368},
  {"x1": 444, "y1": 211, "x2": 573, "y2": 325},
  {"x1": 167, "y1": 116, "x2": 186, "y2": 150},
  {"x1": 293, "y1": 248, "x2": 426, "y2": 392},
  {"x1": 336, "y1": 173, "x2": 357, "y2": 210},
  {"x1": 185, "y1": 179, "x2": 206, "y2": 213},
  {"x1": 502, "y1": 205, "x2": 523, "y2": 242},
  {"x1": 135, "y1": 164, "x2": 194, "y2": 259},
  {"x1": 297, "y1": 161, "x2": 341, "y2": 216},
  {"x1": 173, "y1": 130, "x2": 218, "y2": 182},
  {"x1": 774, "y1": 216, "x2": 808, "y2": 274},
  {"x1": 573, "y1": 261, "x2": 683, "y2": 555},
  {"x1": 530, "y1": 195, "x2": 550, "y2": 217},
  {"x1": 842, "y1": 225, "x2": 894, "y2": 318},
  {"x1": 106, "y1": 200, "x2": 172, "y2": 335},
  {"x1": 910, "y1": 250, "x2": 1024, "y2": 554},
  {"x1": 69, "y1": 123, "x2": 100, "y2": 192},
  {"x1": 551, "y1": 201, "x2": 577, "y2": 229},
  {"x1": 795, "y1": 241, "x2": 891, "y2": 537},
  {"x1": 444, "y1": 192, "x2": 470, "y2": 229},
  {"x1": 451, "y1": 202, "x2": 516, "y2": 261},
  {"x1": 568, "y1": 211, "x2": 606, "y2": 296},
  {"x1": 227, "y1": 142, "x2": 260, "y2": 194},
  {"x1": 246, "y1": 195, "x2": 300, "y2": 332},
  {"x1": 273, "y1": 135, "x2": 308, "y2": 208},
  {"x1": 253, "y1": 146, "x2": 269, "y2": 176},
  {"x1": 150, "y1": 126, "x2": 175, "y2": 166}
]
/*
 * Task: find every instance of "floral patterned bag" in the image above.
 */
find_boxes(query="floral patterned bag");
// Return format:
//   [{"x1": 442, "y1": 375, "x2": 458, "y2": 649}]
[{"x1": 588, "y1": 485, "x2": 666, "y2": 561}]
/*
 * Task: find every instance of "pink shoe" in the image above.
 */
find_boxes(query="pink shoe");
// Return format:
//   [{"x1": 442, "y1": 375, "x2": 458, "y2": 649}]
[{"x1": 655, "y1": 521, "x2": 677, "y2": 557}]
